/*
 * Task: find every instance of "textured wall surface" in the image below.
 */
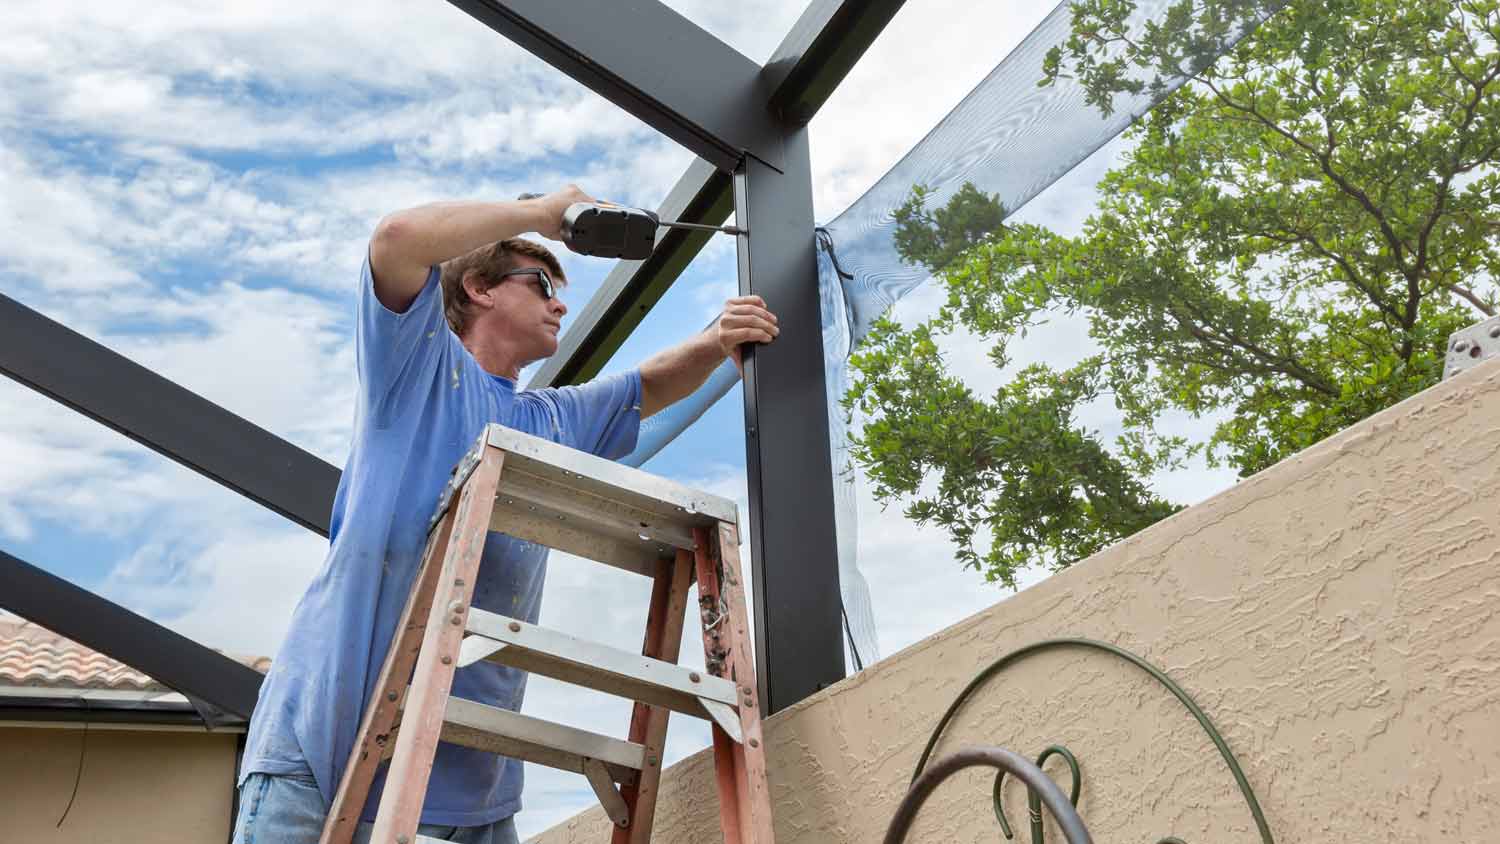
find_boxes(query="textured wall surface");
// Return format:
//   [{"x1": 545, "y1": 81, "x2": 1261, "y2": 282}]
[
  {"x1": 0, "y1": 726, "x2": 236, "y2": 842},
  {"x1": 531, "y1": 358, "x2": 1500, "y2": 843}
]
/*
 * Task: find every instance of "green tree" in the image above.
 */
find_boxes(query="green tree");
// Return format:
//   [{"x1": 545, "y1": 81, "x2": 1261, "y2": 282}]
[{"x1": 846, "y1": 0, "x2": 1500, "y2": 588}]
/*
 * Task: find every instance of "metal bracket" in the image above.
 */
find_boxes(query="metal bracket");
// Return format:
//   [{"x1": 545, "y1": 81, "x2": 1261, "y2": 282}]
[
  {"x1": 699, "y1": 697, "x2": 744, "y2": 744},
  {"x1": 457, "y1": 635, "x2": 508, "y2": 669},
  {"x1": 1443, "y1": 315, "x2": 1500, "y2": 380},
  {"x1": 183, "y1": 692, "x2": 230, "y2": 730},
  {"x1": 582, "y1": 757, "x2": 631, "y2": 827},
  {"x1": 427, "y1": 437, "x2": 488, "y2": 534}
]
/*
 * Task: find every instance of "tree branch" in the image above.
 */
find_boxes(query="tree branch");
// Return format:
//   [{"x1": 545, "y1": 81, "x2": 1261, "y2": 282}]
[
  {"x1": 1170, "y1": 301, "x2": 1341, "y2": 397},
  {"x1": 1201, "y1": 76, "x2": 1415, "y2": 287},
  {"x1": 1446, "y1": 282, "x2": 1497, "y2": 316},
  {"x1": 1250, "y1": 225, "x2": 1407, "y2": 326}
]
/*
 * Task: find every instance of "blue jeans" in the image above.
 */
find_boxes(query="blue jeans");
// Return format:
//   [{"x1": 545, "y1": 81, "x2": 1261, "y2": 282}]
[{"x1": 232, "y1": 772, "x2": 519, "y2": 844}]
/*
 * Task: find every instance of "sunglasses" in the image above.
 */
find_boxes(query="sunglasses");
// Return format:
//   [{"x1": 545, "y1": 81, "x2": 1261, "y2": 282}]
[{"x1": 499, "y1": 267, "x2": 557, "y2": 300}]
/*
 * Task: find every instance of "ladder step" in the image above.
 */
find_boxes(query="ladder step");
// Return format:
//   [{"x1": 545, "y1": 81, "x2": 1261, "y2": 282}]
[
  {"x1": 486, "y1": 425, "x2": 738, "y2": 523},
  {"x1": 482, "y1": 424, "x2": 738, "y2": 576},
  {"x1": 487, "y1": 495, "x2": 666, "y2": 577},
  {"x1": 461, "y1": 608, "x2": 739, "y2": 721},
  {"x1": 440, "y1": 696, "x2": 643, "y2": 785}
]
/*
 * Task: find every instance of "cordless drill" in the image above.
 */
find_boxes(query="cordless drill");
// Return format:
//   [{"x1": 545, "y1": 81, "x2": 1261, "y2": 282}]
[{"x1": 518, "y1": 194, "x2": 743, "y2": 260}]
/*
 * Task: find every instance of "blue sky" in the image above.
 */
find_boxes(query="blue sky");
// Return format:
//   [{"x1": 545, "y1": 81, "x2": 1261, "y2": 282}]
[{"x1": 1, "y1": 0, "x2": 1244, "y2": 834}]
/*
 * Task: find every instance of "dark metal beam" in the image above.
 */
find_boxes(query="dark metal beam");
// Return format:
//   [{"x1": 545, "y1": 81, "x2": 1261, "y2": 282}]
[
  {"x1": 734, "y1": 129, "x2": 846, "y2": 712},
  {"x1": 447, "y1": 0, "x2": 782, "y2": 174},
  {"x1": 763, "y1": 0, "x2": 909, "y2": 125},
  {"x1": 0, "y1": 549, "x2": 264, "y2": 720},
  {"x1": 534, "y1": 0, "x2": 908, "y2": 390},
  {"x1": 0, "y1": 294, "x2": 339, "y2": 538}
]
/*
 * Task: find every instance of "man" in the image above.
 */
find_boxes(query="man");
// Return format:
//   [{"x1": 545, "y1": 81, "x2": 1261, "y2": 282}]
[{"x1": 233, "y1": 186, "x2": 779, "y2": 843}]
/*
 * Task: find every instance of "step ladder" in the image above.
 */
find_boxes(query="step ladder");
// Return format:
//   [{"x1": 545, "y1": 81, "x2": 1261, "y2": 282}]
[{"x1": 319, "y1": 424, "x2": 774, "y2": 844}]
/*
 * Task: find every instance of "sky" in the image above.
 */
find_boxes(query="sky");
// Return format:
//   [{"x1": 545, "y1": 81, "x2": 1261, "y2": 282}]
[{"x1": 0, "y1": 0, "x2": 1241, "y2": 835}]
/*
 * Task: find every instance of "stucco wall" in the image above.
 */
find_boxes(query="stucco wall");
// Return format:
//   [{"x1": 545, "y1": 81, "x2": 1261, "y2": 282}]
[
  {"x1": 0, "y1": 725, "x2": 236, "y2": 843},
  {"x1": 532, "y1": 357, "x2": 1500, "y2": 842}
]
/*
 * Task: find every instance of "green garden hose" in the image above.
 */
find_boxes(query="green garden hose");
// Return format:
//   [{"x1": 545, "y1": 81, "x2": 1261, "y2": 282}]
[{"x1": 906, "y1": 637, "x2": 1274, "y2": 844}]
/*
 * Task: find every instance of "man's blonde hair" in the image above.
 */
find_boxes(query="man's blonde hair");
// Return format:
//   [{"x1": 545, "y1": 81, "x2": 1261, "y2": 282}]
[{"x1": 440, "y1": 238, "x2": 566, "y2": 337}]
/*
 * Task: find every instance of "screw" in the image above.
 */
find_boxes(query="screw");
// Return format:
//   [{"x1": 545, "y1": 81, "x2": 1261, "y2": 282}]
[
  {"x1": 689, "y1": 672, "x2": 701, "y2": 683},
  {"x1": 441, "y1": 655, "x2": 452, "y2": 665},
  {"x1": 454, "y1": 578, "x2": 465, "y2": 587},
  {"x1": 387, "y1": 691, "x2": 398, "y2": 702},
  {"x1": 448, "y1": 600, "x2": 464, "y2": 614},
  {"x1": 398, "y1": 836, "x2": 410, "y2": 844},
  {"x1": 648, "y1": 755, "x2": 659, "y2": 766},
  {"x1": 509, "y1": 621, "x2": 522, "y2": 633},
  {"x1": 1455, "y1": 340, "x2": 1471, "y2": 353},
  {"x1": 450, "y1": 616, "x2": 462, "y2": 625},
  {"x1": 749, "y1": 738, "x2": 760, "y2": 748}
]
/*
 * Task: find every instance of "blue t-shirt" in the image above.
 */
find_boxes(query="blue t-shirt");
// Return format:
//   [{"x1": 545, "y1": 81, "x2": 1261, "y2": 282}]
[{"x1": 239, "y1": 257, "x2": 642, "y2": 826}]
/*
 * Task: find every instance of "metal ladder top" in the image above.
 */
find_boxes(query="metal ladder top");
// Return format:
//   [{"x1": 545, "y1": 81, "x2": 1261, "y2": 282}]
[{"x1": 430, "y1": 424, "x2": 739, "y2": 577}]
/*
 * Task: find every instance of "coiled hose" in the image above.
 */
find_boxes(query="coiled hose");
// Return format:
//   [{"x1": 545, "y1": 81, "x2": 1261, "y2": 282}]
[{"x1": 886, "y1": 637, "x2": 1274, "y2": 844}]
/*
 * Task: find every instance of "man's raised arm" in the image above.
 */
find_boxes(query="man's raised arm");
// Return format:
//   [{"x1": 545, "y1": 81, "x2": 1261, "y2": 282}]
[{"x1": 367, "y1": 186, "x2": 590, "y2": 312}]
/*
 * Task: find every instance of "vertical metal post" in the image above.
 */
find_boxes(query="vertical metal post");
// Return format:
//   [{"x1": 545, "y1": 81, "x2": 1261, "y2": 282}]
[{"x1": 734, "y1": 128, "x2": 846, "y2": 714}]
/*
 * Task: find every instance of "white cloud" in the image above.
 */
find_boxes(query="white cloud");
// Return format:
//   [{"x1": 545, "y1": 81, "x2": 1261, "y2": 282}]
[
  {"x1": 0, "y1": 0, "x2": 623, "y2": 156},
  {"x1": 101, "y1": 516, "x2": 326, "y2": 653}
]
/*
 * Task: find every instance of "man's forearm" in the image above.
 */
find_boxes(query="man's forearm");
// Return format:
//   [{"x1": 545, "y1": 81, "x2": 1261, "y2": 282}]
[
  {"x1": 368, "y1": 199, "x2": 549, "y2": 312},
  {"x1": 375, "y1": 200, "x2": 546, "y2": 271},
  {"x1": 639, "y1": 329, "x2": 726, "y2": 418}
]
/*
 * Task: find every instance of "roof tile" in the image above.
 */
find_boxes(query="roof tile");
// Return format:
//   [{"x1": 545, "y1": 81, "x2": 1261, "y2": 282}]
[{"x1": 0, "y1": 618, "x2": 268, "y2": 692}]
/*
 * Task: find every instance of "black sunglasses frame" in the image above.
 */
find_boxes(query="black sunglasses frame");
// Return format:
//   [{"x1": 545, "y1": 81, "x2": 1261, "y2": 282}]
[{"x1": 499, "y1": 266, "x2": 556, "y2": 300}]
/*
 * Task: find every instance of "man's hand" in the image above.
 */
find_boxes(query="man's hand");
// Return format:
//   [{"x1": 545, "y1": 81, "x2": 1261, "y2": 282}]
[
  {"x1": 716, "y1": 295, "x2": 779, "y2": 374},
  {"x1": 527, "y1": 184, "x2": 596, "y2": 242}
]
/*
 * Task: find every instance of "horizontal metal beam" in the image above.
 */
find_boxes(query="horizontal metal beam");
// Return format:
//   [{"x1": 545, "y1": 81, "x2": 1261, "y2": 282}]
[
  {"x1": 0, "y1": 293, "x2": 340, "y2": 537},
  {"x1": 0, "y1": 549, "x2": 264, "y2": 720},
  {"x1": 448, "y1": 0, "x2": 782, "y2": 173},
  {"x1": 533, "y1": 0, "x2": 907, "y2": 389}
]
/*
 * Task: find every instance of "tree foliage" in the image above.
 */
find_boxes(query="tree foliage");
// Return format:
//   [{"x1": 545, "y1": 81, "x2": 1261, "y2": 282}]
[{"x1": 846, "y1": 0, "x2": 1500, "y2": 587}]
